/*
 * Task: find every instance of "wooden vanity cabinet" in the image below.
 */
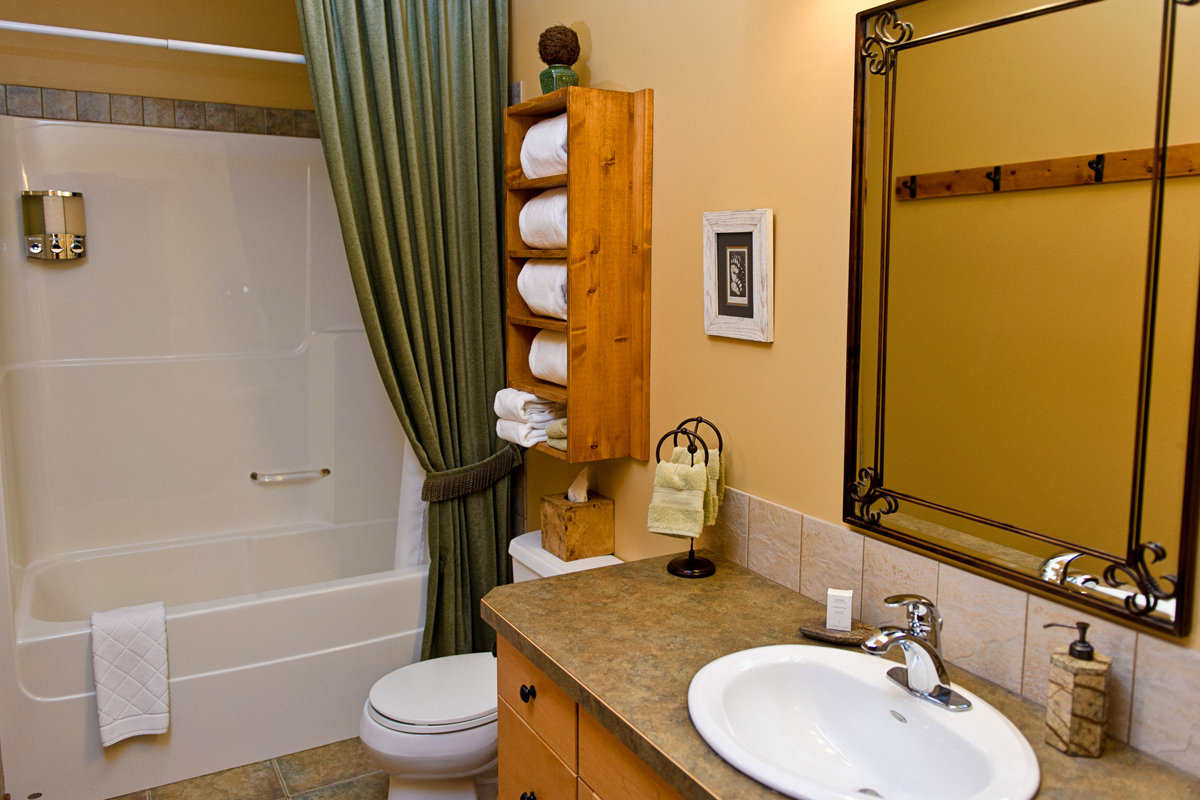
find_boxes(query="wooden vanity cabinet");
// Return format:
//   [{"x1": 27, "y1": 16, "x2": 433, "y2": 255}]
[{"x1": 497, "y1": 636, "x2": 685, "y2": 800}]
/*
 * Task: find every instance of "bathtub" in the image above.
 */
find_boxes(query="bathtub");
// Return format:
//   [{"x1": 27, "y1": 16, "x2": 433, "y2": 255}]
[{"x1": 3, "y1": 519, "x2": 427, "y2": 800}]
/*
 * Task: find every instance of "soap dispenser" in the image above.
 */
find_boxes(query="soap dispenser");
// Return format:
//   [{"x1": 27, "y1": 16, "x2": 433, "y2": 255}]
[{"x1": 1044, "y1": 621, "x2": 1111, "y2": 758}]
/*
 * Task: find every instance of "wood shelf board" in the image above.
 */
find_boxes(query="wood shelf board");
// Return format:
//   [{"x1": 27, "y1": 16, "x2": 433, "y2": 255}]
[
  {"x1": 509, "y1": 249, "x2": 568, "y2": 259},
  {"x1": 508, "y1": 313, "x2": 568, "y2": 333},
  {"x1": 532, "y1": 442, "x2": 568, "y2": 461},
  {"x1": 507, "y1": 87, "x2": 570, "y2": 117},
  {"x1": 508, "y1": 174, "x2": 568, "y2": 191},
  {"x1": 511, "y1": 377, "x2": 567, "y2": 405},
  {"x1": 895, "y1": 141, "x2": 1200, "y2": 201}
]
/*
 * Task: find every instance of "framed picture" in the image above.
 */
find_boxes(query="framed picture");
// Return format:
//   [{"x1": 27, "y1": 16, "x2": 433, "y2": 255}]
[{"x1": 703, "y1": 209, "x2": 774, "y2": 342}]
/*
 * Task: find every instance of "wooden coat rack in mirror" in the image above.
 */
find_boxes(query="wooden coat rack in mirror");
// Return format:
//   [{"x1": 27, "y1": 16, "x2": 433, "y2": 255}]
[{"x1": 845, "y1": 0, "x2": 1200, "y2": 636}]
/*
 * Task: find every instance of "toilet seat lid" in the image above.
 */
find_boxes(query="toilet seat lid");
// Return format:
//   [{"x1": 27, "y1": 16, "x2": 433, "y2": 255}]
[{"x1": 369, "y1": 652, "x2": 497, "y2": 726}]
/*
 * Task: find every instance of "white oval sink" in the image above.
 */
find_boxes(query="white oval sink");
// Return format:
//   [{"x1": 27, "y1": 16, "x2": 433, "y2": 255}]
[{"x1": 688, "y1": 645, "x2": 1039, "y2": 800}]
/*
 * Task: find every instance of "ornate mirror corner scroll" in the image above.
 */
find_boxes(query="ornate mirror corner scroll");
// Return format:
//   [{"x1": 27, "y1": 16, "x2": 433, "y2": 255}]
[
  {"x1": 1103, "y1": 542, "x2": 1180, "y2": 617},
  {"x1": 860, "y1": 10, "x2": 914, "y2": 76},
  {"x1": 847, "y1": 467, "x2": 899, "y2": 524}
]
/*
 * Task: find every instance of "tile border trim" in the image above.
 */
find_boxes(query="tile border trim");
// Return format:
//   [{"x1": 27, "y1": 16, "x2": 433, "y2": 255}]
[{"x1": 1, "y1": 84, "x2": 319, "y2": 138}]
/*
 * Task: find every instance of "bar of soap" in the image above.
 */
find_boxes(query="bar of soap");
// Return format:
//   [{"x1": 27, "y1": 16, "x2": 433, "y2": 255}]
[{"x1": 826, "y1": 588, "x2": 853, "y2": 632}]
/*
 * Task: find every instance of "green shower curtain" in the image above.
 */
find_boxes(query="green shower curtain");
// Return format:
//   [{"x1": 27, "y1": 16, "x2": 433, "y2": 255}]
[{"x1": 295, "y1": 0, "x2": 512, "y2": 659}]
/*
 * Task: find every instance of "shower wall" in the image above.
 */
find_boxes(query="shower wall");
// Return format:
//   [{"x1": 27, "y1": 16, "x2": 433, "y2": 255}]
[{"x1": 0, "y1": 113, "x2": 407, "y2": 605}]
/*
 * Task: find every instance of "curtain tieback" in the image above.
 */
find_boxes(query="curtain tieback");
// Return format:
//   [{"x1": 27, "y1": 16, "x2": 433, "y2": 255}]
[{"x1": 421, "y1": 444, "x2": 520, "y2": 502}]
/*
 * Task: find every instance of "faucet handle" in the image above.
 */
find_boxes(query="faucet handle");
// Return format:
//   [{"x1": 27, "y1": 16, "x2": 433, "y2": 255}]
[{"x1": 884, "y1": 595, "x2": 942, "y2": 643}]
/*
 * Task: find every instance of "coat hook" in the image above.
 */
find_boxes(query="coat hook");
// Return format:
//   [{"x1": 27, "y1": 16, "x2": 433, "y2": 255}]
[
  {"x1": 985, "y1": 166, "x2": 1001, "y2": 192},
  {"x1": 1088, "y1": 153, "x2": 1105, "y2": 183},
  {"x1": 901, "y1": 175, "x2": 917, "y2": 199}
]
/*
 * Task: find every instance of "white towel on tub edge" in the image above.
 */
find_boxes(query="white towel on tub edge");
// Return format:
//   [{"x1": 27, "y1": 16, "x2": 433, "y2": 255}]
[{"x1": 91, "y1": 601, "x2": 169, "y2": 746}]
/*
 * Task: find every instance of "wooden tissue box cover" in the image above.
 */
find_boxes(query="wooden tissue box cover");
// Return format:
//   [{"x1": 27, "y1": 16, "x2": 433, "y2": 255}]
[{"x1": 540, "y1": 493, "x2": 614, "y2": 562}]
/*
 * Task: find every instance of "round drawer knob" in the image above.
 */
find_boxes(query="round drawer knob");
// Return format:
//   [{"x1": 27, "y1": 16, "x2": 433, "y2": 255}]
[
  {"x1": 519, "y1": 684, "x2": 536, "y2": 703},
  {"x1": 521, "y1": 793, "x2": 536, "y2": 800}
]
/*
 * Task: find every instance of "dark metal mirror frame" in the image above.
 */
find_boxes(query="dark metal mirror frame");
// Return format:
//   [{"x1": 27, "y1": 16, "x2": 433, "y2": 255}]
[{"x1": 844, "y1": 0, "x2": 1198, "y2": 636}]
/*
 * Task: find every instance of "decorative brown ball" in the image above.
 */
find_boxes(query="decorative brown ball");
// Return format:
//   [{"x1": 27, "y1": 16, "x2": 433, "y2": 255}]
[{"x1": 538, "y1": 25, "x2": 580, "y2": 66}]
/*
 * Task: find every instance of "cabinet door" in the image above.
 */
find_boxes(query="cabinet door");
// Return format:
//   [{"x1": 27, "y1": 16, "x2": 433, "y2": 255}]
[
  {"x1": 578, "y1": 708, "x2": 686, "y2": 800},
  {"x1": 498, "y1": 635, "x2": 578, "y2": 769},
  {"x1": 499, "y1": 698, "x2": 577, "y2": 800}
]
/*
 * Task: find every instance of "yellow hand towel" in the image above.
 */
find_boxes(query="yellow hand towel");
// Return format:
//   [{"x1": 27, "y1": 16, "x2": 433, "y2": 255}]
[
  {"x1": 546, "y1": 437, "x2": 567, "y2": 451},
  {"x1": 716, "y1": 450, "x2": 726, "y2": 502},
  {"x1": 671, "y1": 446, "x2": 721, "y2": 526},
  {"x1": 648, "y1": 459, "x2": 708, "y2": 538},
  {"x1": 546, "y1": 418, "x2": 567, "y2": 439}
]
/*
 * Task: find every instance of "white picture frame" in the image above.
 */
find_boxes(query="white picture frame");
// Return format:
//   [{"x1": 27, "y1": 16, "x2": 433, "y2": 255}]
[{"x1": 703, "y1": 209, "x2": 774, "y2": 342}]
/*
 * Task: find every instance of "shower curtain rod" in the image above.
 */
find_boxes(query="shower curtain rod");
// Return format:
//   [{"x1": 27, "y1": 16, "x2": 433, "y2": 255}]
[{"x1": 0, "y1": 19, "x2": 306, "y2": 64}]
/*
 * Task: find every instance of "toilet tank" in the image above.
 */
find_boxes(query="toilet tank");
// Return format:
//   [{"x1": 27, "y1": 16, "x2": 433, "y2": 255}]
[{"x1": 509, "y1": 531, "x2": 621, "y2": 582}]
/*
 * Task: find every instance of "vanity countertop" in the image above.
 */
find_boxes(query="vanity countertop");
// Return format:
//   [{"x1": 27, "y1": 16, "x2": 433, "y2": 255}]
[{"x1": 481, "y1": 550, "x2": 1200, "y2": 800}]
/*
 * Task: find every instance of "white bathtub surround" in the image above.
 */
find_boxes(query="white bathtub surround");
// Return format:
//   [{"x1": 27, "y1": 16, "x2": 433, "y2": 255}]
[
  {"x1": 91, "y1": 601, "x2": 170, "y2": 746},
  {"x1": 0, "y1": 115, "x2": 416, "y2": 800}
]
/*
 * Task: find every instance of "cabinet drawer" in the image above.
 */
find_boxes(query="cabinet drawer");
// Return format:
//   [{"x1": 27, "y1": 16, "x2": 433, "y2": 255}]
[
  {"x1": 498, "y1": 636, "x2": 578, "y2": 769},
  {"x1": 579, "y1": 708, "x2": 686, "y2": 800},
  {"x1": 499, "y1": 698, "x2": 577, "y2": 800}
]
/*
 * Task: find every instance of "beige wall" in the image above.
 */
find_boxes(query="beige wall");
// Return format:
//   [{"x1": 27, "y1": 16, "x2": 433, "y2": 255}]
[
  {"x1": 0, "y1": 0, "x2": 311, "y2": 108},
  {"x1": 512, "y1": 0, "x2": 1200, "y2": 652}
]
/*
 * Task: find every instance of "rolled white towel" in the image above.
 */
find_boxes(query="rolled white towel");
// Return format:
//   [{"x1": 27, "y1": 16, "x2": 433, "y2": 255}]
[
  {"x1": 529, "y1": 329, "x2": 568, "y2": 386},
  {"x1": 518, "y1": 259, "x2": 568, "y2": 320},
  {"x1": 494, "y1": 387, "x2": 564, "y2": 424},
  {"x1": 520, "y1": 113, "x2": 568, "y2": 179},
  {"x1": 497, "y1": 418, "x2": 549, "y2": 448},
  {"x1": 519, "y1": 188, "x2": 568, "y2": 250}
]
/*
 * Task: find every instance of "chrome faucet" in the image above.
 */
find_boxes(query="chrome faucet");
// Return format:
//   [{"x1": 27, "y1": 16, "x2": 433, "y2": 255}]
[{"x1": 861, "y1": 594, "x2": 971, "y2": 711}]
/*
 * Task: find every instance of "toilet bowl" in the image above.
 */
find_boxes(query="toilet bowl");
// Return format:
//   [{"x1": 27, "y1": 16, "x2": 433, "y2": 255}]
[{"x1": 360, "y1": 532, "x2": 621, "y2": 799}]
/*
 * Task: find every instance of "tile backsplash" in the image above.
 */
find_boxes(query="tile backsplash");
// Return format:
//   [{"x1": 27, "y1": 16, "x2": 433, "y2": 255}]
[
  {"x1": 698, "y1": 487, "x2": 1200, "y2": 777},
  {"x1": 0, "y1": 84, "x2": 318, "y2": 138}
]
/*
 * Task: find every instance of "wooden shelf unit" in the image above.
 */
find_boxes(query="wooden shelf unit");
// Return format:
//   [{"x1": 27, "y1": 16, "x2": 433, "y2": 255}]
[{"x1": 504, "y1": 86, "x2": 653, "y2": 463}]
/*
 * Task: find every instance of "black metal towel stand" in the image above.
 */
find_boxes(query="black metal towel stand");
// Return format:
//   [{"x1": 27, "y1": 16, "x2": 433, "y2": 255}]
[{"x1": 654, "y1": 418, "x2": 724, "y2": 579}]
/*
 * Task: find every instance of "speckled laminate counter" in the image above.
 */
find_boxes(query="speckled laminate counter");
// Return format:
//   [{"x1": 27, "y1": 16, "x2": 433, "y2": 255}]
[{"x1": 481, "y1": 550, "x2": 1200, "y2": 800}]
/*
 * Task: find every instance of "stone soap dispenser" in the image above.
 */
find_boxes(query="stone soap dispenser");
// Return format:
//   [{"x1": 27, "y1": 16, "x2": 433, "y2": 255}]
[{"x1": 1044, "y1": 622, "x2": 1111, "y2": 758}]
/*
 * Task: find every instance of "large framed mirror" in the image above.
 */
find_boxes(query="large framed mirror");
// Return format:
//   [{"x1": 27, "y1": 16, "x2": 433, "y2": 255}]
[{"x1": 845, "y1": 0, "x2": 1200, "y2": 635}]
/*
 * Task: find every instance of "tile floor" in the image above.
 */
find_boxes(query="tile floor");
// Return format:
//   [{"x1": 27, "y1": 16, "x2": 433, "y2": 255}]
[{"x1": 107, "y1": 738, "x2": 386, "y2": 800}]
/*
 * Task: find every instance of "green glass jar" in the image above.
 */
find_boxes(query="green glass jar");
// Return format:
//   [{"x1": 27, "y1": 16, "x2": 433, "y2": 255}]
[{"x1": 539, "y1": 65, "x2": 578, "y2": 94}]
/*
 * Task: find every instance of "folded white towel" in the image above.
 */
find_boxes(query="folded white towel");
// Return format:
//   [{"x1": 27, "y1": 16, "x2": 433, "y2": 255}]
[
  {"x1": 520, "y1": 114, "x2": 569, "y2": 179},
  {"x1": 519, "y1": 188, "x2": 568, "y2": 250},
  {"x1": 529, "y1": 330, "x2": 568, "y2": 386},
  {"x1": 497, "y1": 418, "x2": 550, "y2": 447},
  {"x1": 494, "y1": 387, "x2": 565, "y2": 424},
  {"x1": 518, "y1": 259, "x2": 568, "y2": 320},
  {"x1": 91, "y1": 601, "x2": 169, "y2": 747}
]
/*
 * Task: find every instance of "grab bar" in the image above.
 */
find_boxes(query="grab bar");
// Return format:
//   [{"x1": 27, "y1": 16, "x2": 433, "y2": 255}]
[{"x1": 250, "y1": 468, "x2": 331, "y2": 484}]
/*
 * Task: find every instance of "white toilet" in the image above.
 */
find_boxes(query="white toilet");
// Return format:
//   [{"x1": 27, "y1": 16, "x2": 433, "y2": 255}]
[{"x1": 360, "y1": 532, "x2": 621, "y2": 799}]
